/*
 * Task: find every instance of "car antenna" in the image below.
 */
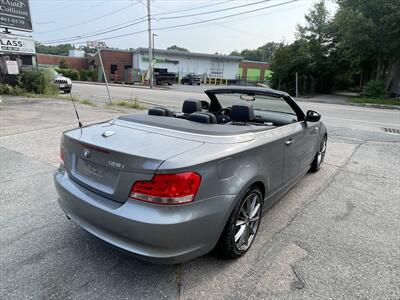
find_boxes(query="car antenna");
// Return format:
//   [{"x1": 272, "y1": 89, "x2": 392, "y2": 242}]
[{"x1": 69, "y1": 93, "x2": 83, "y2": 128}]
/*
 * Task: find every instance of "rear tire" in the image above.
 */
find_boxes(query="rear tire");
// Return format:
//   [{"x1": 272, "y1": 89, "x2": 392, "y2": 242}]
[
  {"x1": 310, "y1": 136, "x2": 327, "y2": 172},
  {"x1": 216, "y1": 186, "x2": 263, "y2": 259}
]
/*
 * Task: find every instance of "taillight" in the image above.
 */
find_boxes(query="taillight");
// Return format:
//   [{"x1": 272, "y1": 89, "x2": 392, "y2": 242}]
[
  {"x1": 129, "y1": 172, "x2": 201, "y2": 205},
  {"x1": 60, "y1": 148, "x2": 65, "y2": 166}
]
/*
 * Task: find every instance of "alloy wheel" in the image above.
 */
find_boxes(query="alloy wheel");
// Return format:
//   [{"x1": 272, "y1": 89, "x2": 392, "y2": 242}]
[
  {"x1": 234, "y1": 192, "x2": 261, "y2": 251},
  {"x1": 317, "y1": 138, "x2": 327, "y2": 166}
]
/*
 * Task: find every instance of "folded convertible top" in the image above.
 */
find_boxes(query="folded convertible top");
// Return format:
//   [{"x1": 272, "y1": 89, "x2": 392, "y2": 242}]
[{"x1": 117, "y1": 114, "x2": 265, "y2": 136}]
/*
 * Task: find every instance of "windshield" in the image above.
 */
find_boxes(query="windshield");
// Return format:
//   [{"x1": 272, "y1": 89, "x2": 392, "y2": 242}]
[{"x1": 214, "y1": 93, "x2": 296, "y2": 115}]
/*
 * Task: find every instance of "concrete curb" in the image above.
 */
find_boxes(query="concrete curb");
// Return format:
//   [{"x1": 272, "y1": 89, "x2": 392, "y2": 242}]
[
  {"x1": 72, "y1": 81, "x2": 170, "y2": 91},
  {"x1": 295, "y1": 98, "x2": 400, "y2": 110},
  {"x1": 72, "y1": 82, "x2": 400, "y2": 111}
]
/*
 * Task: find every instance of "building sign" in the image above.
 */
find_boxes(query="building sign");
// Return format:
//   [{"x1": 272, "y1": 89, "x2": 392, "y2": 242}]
[
  {"x1": 0, "y1": 0, "x2": 32, "y2": 32},
  {"x1": 0, "y1": 33, "x2": 35, "y2": 54},
  {"x1": 142, "y1": 56, "x2": 179, "y2": 65},
  {"x1": 6, "y1": 60, "x2": 18, "y2": 74}
]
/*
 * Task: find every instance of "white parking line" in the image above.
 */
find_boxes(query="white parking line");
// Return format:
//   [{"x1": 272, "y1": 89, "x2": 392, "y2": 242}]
[{"x1": 324, "y1": 116, "x2": 400, "y2": 127}]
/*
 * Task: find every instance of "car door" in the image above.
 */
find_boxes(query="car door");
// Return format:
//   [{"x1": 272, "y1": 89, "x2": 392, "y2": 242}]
[
  {"x1": 283, "y1": 122, "x2": 306, "y2": 183},
  {"x1": 283, "y1": 120, "x2": 320, "y2": 183}
]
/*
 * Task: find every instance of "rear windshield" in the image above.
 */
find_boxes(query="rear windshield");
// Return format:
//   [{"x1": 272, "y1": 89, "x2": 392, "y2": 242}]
[{"x1": 215, "y1": 93, "x2": 296, "y2": 116}]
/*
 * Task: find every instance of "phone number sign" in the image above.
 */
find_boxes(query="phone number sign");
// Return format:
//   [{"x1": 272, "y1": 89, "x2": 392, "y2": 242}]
[{"x1": 0, "y1": 0, "x2": 32, "y2": 32}]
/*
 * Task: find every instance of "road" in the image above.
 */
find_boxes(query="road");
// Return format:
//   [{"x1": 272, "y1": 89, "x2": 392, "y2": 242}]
[
  {"x1": 72, "y1": 82, "x2": 400, "y2": 133},
  {"x1": 1, "y1": 90, "x2": 399, "y2": 299}
]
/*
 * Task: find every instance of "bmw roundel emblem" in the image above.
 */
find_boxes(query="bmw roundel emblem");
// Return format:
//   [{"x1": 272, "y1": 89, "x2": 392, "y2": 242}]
[{"x1": 83, "y1": 148, "x2": 91, "y2": 159}]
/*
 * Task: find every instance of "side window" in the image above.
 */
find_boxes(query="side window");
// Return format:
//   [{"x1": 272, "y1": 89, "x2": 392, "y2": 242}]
[
  {"x1": 253, "y1": 95, "x2": 297, "y2": 117},
  {"x1": 110, "y1": 64, "x2": 117, "y2": 74}
]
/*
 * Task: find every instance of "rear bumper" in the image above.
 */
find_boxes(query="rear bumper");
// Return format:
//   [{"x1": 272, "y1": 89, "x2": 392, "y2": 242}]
[{"x1": 54, "y1": 169, "x2": 236, "y2": 264}]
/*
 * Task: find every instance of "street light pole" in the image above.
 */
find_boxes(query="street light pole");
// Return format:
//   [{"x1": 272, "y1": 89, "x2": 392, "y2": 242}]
[
  {"x1": 146, "y1": 0, "x2": 153, "y2": 88},
  {"x1": 152, "y1": 33, "x2": 158, "y2": 62}
]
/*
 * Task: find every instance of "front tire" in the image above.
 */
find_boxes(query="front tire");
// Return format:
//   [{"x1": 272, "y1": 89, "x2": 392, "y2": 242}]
[
  {"x1": 310, "y1": 136, "x2": 327, "y2": 172},
  {"x1": 216, "y1": 186, "x2": 263, "y2": 259}
]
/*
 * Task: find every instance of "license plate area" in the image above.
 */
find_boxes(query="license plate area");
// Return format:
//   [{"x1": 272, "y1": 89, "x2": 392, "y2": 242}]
[
  {"x1": 83, "y1": 160, "x2": 104, "y2": 178},
  {"x1": 75, "y1": 157, "x2": 119, "y2": 193}
]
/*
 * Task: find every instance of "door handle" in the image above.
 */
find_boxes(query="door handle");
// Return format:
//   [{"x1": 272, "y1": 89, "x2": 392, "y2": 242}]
[{"x1": 285, "y1": 139, "x2": 294, "y2": 145}]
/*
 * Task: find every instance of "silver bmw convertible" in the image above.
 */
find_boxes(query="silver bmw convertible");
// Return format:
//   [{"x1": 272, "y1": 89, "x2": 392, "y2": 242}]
[{"x1": 54, "y1": 86, "x2": 327, "y2": 264}]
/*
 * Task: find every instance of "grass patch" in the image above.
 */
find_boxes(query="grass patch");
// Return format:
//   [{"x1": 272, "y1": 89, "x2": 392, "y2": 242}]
[
  {"x1": 108, "y1": 98, "x2": 146, "y2": 110},
  {"x1": 349, "y1": 96, "x2": 400, "y2": 106},
  {"x1": 79, "y1": 98, "x2": 94, "y2": 106}
]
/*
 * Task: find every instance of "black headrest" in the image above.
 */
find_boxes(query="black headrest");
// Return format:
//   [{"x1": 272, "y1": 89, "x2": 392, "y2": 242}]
[
  {"x1": 182, "y1": 99, "x2": 202, "y2": 114},
  {"x1": 230, "y1": 103, "x2": 254, "y2": 122},
  {"x1": 148, "y1": 107, "x2": 174, "y2": 117},
  {"x1": 188, "y1": 112, "x2": 217, "y2": 124}
]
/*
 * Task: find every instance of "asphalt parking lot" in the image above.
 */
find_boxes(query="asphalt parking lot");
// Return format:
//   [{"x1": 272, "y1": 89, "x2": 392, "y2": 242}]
[{"x1": 1, "y1": 92, "x2": 399, "y2": 299}]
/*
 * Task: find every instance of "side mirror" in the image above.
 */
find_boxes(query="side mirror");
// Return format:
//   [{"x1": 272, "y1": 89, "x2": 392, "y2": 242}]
[
  {"x1": 305, "y1": 110, "x2": 321, "y2": 122},
  {"x1": 201, "y1": 100, "x2": 210, "y2": 110}
]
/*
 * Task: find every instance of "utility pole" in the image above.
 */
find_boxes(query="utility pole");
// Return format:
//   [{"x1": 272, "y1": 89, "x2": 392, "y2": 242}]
[
  {"x1": 97, "y1": 48, "x2": 112, "y2": 103},
  {"x1": 295, "y1": 72, "x2": 299, "y2": 98},
  {"x1": 152, "y1": 33, "x2": 158, "y2": 62},
  {"x1": 147, "y1": 0, "x2": 153, "y2": 88}
]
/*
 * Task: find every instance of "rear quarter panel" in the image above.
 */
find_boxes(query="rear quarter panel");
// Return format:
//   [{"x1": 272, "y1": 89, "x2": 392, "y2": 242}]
[{"x1": 158, "y1": 127, "x2": 288, "y2": 212}]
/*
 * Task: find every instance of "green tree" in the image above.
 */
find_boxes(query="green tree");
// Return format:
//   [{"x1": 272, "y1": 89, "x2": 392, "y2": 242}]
[
  {"x1": 167, "y1": 45, "x2": 189, "y2": 52},
  {"x1": 58, "y1": 58, "x2": 69, "y2": 69},
  {"x1": 333, "y1": 0, "x2": 400, "y2": 91},
  {"x1": 230, "y1": 42, "x2": 283, "y2": 62},
  {"x1": 271, "y1": 1, "x2": 336, "y2": 94},
  {"x1": 35, "y1": 42, "x2": 74, "y2": 55},
  {"x1": 270, "y1": 39, "x2": 313, "y2": 94}
]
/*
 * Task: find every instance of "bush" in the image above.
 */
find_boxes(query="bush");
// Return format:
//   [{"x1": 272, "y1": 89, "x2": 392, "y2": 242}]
[
  {"x1": 21, "y1": 69, "x2": 58, "y2": 95},
  {"x1": 59, "y1": 58, "x2": 69, "y2": 69},
  {"x1": 362, "y1": 80, "x2": 386, "y2": 98},
  {"x1": 13, "y1": 85, "x2": 25, "y2": 95},
  {"x1": 89, "y1": 69, "x2": 98, "y2": 82},
  {"x1": 0, "y1": 83, "x2": 27, "y2": 96},
  {"x1": 57, "y1": 68, "x2": 80, "y2": 80},
  {"x1": 79, "y1": 69, "x2": 88, "y2": 81},
  {"x1": 0, "y1": 83, "x2": 14, "y2": 94},
  {"x1": 67, "y1": 69, "x2": 79, "y2": 80}
]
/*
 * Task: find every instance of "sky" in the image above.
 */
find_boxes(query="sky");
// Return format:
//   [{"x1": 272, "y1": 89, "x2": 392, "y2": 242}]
[{"x1": 29, "y1": 0, "x2": 338, "y2": 54}]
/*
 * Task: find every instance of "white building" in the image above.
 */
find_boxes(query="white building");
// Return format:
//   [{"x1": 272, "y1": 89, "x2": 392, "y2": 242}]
[
  {"x1": 132, "y1": 48, "x2": 242, "y2": 80},
  {"x1": 68, "y1": 49, "x2": 85, "y2": 58}
]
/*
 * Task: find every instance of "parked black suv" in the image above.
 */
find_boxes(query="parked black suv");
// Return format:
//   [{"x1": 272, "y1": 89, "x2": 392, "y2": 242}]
[{"x1": 181, "y1": 74, "x2": 201, "y2": 85}]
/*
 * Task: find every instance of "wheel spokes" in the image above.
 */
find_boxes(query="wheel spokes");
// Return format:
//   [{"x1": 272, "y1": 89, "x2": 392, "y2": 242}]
[
  {"x1": 236, "y1": 219, "x2": 246, "y2": 226},
  {"x1": 321, "y1": 140, "x2": 327, "y2": 153},
  {"x1": 249, "y1": 203, "x2": 260, "y2": 219},
  {"x1": 235, "y1": 225, "x2": 246, "y2": 242},
  {"x1": 246, "y1": 196, "x2": 253, "y2": 216},
  {"x1": 249, "y1": 216, "x2": 260, "y2": 223},
  {"x1": 235, "y1": 192, "x2": 262, "y2": 250}
]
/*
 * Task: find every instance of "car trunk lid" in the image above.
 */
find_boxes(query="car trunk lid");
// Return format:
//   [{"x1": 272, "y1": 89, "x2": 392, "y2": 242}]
[{"x1": 61, "y1": 121, "x2": 203, "y2": 203}]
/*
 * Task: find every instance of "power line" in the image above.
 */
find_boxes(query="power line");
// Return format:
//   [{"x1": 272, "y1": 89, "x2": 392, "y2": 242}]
[
  {"x1": 153, "y1": 0, "x2": 299, "y2": 33},
  {"x1": 162, "y1": 2, "x2": 309, "y2": 39},
  {"x1": 152, "y1": 0, "x2": 235, "y2": 16},
  {"x1": 156, "y1": 0, "x2": 272, "y2": 20},
  {"x1": 36, "y1": 3, "x2": 137, "y2": 34},
  {"x1": 151, "y1": 1, "x2": 267, "y2": 39},
  {"x1": 40, "y1": 17, "x2": 147, "y2": 44},
  {"x1": 40, "y1": 0, "x2": 299, "y2": 45},
  {"x1": 37, "y1": 0, "x2": 235, "y2": 43}
]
